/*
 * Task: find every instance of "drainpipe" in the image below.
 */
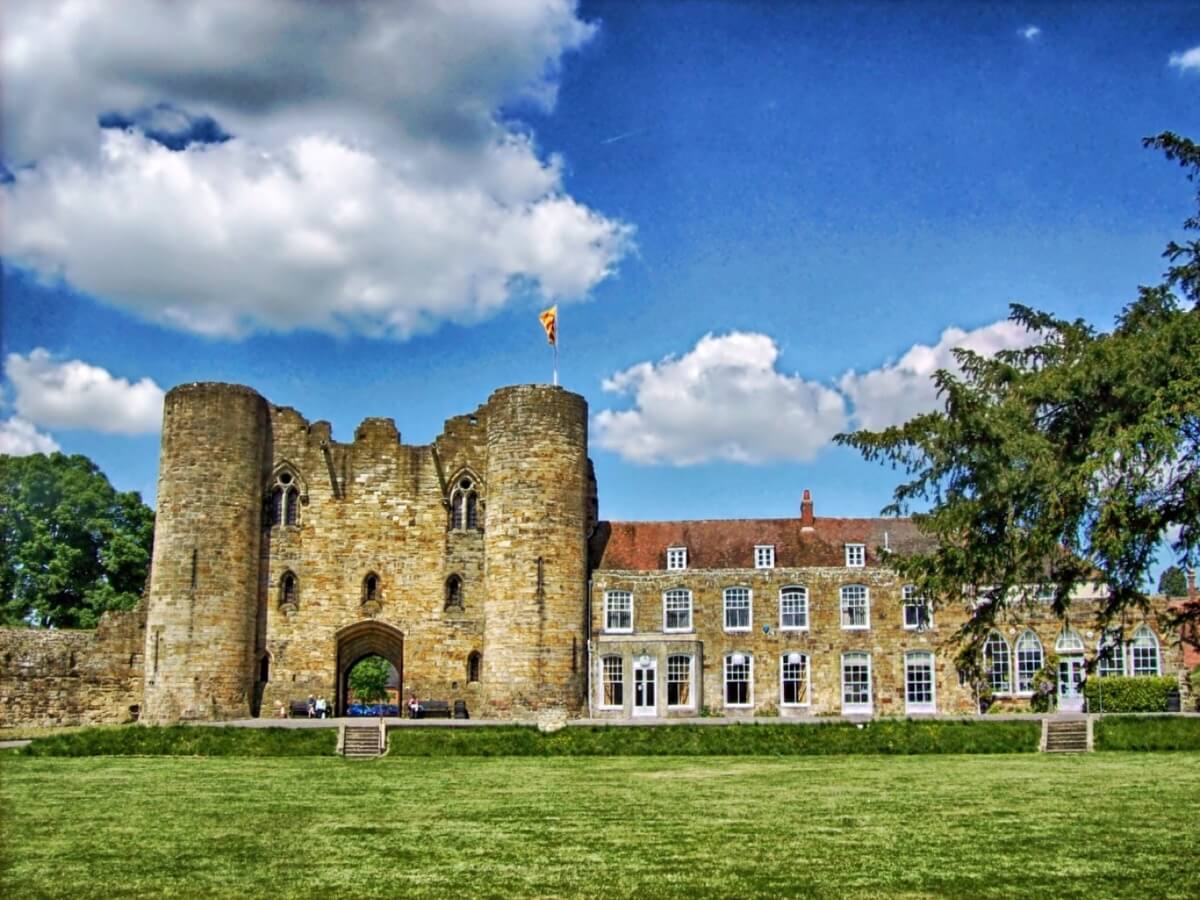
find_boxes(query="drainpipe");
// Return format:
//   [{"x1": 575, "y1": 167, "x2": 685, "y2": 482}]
[{"x1": 585, "y1": 576, "x2": 593, "y2": 719}]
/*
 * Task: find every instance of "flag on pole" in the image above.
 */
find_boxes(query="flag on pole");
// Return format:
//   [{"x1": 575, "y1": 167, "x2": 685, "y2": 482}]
[
  {"x1": 539, "y1": 305, "x2": 559, "y2": 385},
  {"x1": 539, "y1": 305, "x2": 558, "y2": 346}
]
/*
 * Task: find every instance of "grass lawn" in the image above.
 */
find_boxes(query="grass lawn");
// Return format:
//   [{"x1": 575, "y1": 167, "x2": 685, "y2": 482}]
[{"x1": 2, "y1": 752, "x2": 1197, "y2": 898}]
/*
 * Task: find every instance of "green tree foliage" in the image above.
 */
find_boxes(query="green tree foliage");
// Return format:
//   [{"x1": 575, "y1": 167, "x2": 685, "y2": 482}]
[
  {"x1": 1157, "y1": 565, "x2": 1188, "y2": 597},
  {"x1": 0, "y1": 453, "x2": 155, "y2": 628},
  {"x1": 348, "y1": 655, "x2": 391, "y2": 706},
  {"x1": 837, "y1": 133, "x2": 1200, "y2": 671}
]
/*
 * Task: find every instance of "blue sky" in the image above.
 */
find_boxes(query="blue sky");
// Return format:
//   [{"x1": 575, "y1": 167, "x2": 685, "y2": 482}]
[{"x1": 2, "y1": 1, "x2": 1198, "y2": 557}]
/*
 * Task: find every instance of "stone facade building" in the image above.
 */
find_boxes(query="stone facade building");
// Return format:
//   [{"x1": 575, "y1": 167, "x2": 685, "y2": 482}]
[{"x1": 0, "y1": 381, "x2": 1186, "y2": 726}]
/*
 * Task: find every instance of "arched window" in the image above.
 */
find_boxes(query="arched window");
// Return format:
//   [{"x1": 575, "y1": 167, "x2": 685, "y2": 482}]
[
  {"x1": 450, "y1": 475, "x2": 482, "y2": 531},
  {"x1": 467, "y1": 651, "x2": 481, "y2": 683},
  {"x1": 363, "y1": 573, "x2": 379, "y2": 605},
  {"x1": 983, "y1": 631, "x2": 1011, "y2": 694},
  {"x1": 445, "y1": 575, "x2": 463, "y2": 610},
  {"x1": 1098, "y1": 630, "x2": 1125, "y2": 677},
  {"x1": 267, "y1": 468, "x2": 303, "y2": 527},
  {"x1": 1131, "y1": 625, "x2": 1160, "y2": 676},
  {"x1": 279, "y1": 571, "x2": 298, "y2": 610},
  {"x1": 1014, "y1": 630, "x2": 1044, "y2": 693},
  {"x1": 1055, "y1": 627, "x2": 1085, "y2": 654}
]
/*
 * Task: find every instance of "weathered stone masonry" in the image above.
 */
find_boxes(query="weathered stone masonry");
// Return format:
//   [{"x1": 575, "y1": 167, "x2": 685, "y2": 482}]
[{"x1": 0, "y1": 381, "x2": 1186, "y2": 727}]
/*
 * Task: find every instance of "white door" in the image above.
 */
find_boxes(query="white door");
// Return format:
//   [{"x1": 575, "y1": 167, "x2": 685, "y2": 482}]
[
  {"x1": 633, "y1": 659, "x2": 657, "y2": 716},
  {"x1": 1058, "y1": 656, "x2": 1085, "y2": 712}
]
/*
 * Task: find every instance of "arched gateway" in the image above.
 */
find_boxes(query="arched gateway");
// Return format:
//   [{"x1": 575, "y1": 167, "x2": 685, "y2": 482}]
[{"x1": 335, "y1": 621, "x2": 404, "y2": 716}]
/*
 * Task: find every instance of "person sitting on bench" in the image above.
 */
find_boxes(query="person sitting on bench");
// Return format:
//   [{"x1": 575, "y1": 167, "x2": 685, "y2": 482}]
[{"x1": 407, "y1": 694, "x2": 422, "y2": 719}]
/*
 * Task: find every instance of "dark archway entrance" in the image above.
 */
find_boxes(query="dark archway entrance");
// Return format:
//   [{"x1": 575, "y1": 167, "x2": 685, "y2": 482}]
[{"x1": 335, "y1": 621, "x2": 404, "y2": 716}]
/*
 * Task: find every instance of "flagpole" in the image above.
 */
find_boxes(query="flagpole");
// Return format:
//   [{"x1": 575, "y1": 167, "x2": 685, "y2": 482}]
[{"x1": 553, "y1": 320, "x2": 559, "y2": 386}]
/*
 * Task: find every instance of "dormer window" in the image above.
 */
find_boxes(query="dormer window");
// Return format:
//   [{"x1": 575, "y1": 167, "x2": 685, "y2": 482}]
[
  {"x1": 754, "y1": 545, "x2": 775, "y2": 569},
  {"x1": 666, "y1": 547, "x2": 687, "y2": 571},
  {"x1": 845, "y1": 543, "x2": 865, "y2": 568}
]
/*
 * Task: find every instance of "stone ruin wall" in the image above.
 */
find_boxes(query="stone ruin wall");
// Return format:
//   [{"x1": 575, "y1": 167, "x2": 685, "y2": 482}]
[{"x1": 0, "y1": 602, "x2": 146, "y2": 728}]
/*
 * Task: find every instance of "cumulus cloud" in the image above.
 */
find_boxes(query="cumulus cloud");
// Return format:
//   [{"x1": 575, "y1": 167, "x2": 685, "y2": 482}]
[
  {"x1": 838, "y1": 320, "x2": 1038, "y2": 432},
  {"x1": 0, "y1": 418, "x2": 60, "y2": 456},
  {"x1": 5, "y1": 349, "x2": 164, "y2": 434},
  {"x1": 1020, "y1": 25, "x2": 1041, "y2": 41},
  {"x1": 593, "y1": 333, "x2": 847, "y2": 465},
  {"x1": 1168, "y1": 45, "x2": 1200, "y2": 73},
  {"x1": 1, "y1": 0, "x2": 631, "y2": 338}
]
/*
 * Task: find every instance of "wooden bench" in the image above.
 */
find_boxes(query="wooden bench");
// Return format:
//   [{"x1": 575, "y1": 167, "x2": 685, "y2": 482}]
[
  {"x1": 410, "y1": 700, "x2": 452, "y2": 719},
  {"x1": 289, "y1": 699, "x2": 312, "y2": 718}
]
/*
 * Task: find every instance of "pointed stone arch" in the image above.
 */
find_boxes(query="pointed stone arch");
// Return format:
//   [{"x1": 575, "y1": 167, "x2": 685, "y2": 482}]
[
  {"x1": 335, "y1": 620, "x2": 405, "y2": 716},
  {"x1": 447, "y1": 466, "x2": 485, "y2": 531}
]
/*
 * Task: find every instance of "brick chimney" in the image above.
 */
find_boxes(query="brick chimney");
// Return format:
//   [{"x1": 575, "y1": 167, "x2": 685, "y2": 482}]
[{"x1": 800, "y1": 489, "x2": 814, "y2": 530}]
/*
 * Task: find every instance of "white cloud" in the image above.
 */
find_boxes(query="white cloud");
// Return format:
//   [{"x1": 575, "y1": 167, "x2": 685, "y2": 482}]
[
  {"x1": 593, "y1": 332, "x2": 847, "y2": 465},
  {"x1": 0, "y1": 418, "x2": 60, "y2": 456},
  {"x1": 838, "y1": 320, "x2": 1038, "y2": 432},
  {"x1": 1020, "y1": 25, "x2": 1041, "y2": 41},
  {"x1": 1168, "y1": 45, "x2": 1200, "y2": 73},
  {"x1": 1, "y1": 0, "x2": 632, "y2": 338},
  {"x1": 5, "y1": 349, "x2": 164, "y2": 434}
]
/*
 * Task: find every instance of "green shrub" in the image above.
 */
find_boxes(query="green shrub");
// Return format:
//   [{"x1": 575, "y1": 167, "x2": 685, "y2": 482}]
[
  {"x1": 21, "y1": 725, "x2": 336, "y2": 757},
  {"x1": 382, "y1": 720, "x2": 1040, "y2": 757},
  {"x1": 1095, "y1": 716, "x2": 1200, "y2": 751},
  {"x1": 1082, "y1": 676, "x2": 1177, "y2": 712}
]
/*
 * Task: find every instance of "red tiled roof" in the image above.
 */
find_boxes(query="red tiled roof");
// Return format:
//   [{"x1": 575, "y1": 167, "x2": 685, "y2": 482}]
[{"x1": 590, "y1": 516, "x2": 932, "y2": 571}]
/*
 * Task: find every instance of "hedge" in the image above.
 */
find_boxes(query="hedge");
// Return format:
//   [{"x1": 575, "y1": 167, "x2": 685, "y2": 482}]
[
  {"x1": 1095, "y1": 716, "x2": 1200, "y2": 751},
  {"x1": 1082, "y1": 676, "x2": 1177, "y2": 713},
  {"x1": 21, "y1": 725, "x2": 336, "y2": 757}
]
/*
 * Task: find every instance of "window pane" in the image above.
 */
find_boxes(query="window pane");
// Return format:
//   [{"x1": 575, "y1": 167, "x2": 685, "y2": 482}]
[
  {"x1": 605, "y1": 591, "x2": 632, "y2": 631},
  {"x1": 724, "y1": 587, "x2": 750, "y2": 630},
  {"x1": 905, "y1": 653, "x2": 934, "y2": 706},
  {"x1": 667, "y1": 655, "x2": 691, "y2": 706},
  {"x1": 781, "y1": 654, "x2": 808, "y2": 705},
  {"x1": 1015, "y1": 631, "x2": 1044, "y2": 692},
  {"x1": 840, "y1": 585, "x2": 868, "y2": 627},
  {"x1": 842, "y1": 653, "x2": 871, "y2": 706},
  {"x1": 780, "y1": 587, "x2": 807, "y2": 629},
  {"x1": 665, "y1": 590, "x2": 692, "y2": 630},
  {"x1": 725, "y1": 655, "x2": 751, "y2": 705},
  {"x1": 602, "y1": 657, "x2": 623, "y2": 706},
  {"x1": 984, "y1": 633, "x2": 1010, "y2": 693}
]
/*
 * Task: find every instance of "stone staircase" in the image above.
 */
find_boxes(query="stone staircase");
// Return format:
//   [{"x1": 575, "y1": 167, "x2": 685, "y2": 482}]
[
  {"x1": 1042, "y1": 718, "x2": 1090, "y2": 753},
  {"x1": 339, "y1": 723, "x2": 385, "y2": 759}
]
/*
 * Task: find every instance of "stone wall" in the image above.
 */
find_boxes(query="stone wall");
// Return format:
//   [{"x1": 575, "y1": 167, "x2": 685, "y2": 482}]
[
  {"x1": 588, "y1": 569, "x2": 1183, "y2": 718},
  {"x1": 0, "y1": 603, "x2": 145, "y2": 728}
]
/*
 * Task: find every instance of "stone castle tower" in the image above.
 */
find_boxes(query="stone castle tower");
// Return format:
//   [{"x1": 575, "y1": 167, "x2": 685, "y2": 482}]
[{"x1": 141, "y1": 382, "x2": 592, "y2": 723}]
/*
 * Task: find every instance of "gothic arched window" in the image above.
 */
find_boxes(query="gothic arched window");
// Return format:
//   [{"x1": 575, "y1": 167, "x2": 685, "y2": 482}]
[
  {"x1": 450, "y1": 475, "x2": 482, "y2": 532},
  {"x1": 280, "y1": 571, "x2": 298, "y2": 610},
  {"x1": 467, "y1": 651, "x2": 481, "y2": 683},
  {"x1": 445, "y1": 575, "x2": 463, "y2": 610}
]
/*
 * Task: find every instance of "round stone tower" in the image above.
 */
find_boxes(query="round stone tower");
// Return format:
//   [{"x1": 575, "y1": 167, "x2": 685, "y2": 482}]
[
  {"x1": 482, "y1": 385, "x2": 589, "y2": 714},
  {"x1": 142, "y1": 383, "x2": 269, "y2": 723}
]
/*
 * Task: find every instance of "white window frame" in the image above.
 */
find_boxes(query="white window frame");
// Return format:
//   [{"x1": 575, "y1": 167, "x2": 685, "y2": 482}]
[
  {"x1": 779, "y1": 586, "x2": 809, "y2": 631},
  {"x1": 598, "y1": 655, "x2": 624, "y2": 710},
  {"x1": 666, "y1": 547, "x2": 688, "y2": 571},
  {"x1": 904, "y1": 651, "x2": 936, "y2": 714},
  {"x1": 603, "y1": 590, "x2": 633, "y2": 634},
  {"x1": 723, "y1": 586, "x2": 752, "y2": 632},
  {"x1": 723, "y1": 653, "x2": 754, "y2": 708},
  {"x1": 1131, "y1": 625, "x2": 1160, "y2": 676},
  {"x1": 902, "y1": 585, "x2": 932, "y2": 630},
  {"x1": 780, "y1": 652, "x2": 810, "y2": 708},
  {"x1": 666, "y1": 654, "x2": 694, "y2": 710},
  {"x1": 754, "y1": 545, "x2": 775, "y2": 569},
  {"x1": 663, "y1": 588, "x2": 693, "y2": 633},
  {"x1": 841, "y1": 652, "x2": 872, "y2": 714},
  {"x1": 845, "y1": 543, "x2": 865, "y2": 568},
  {"x1": 840, "y1": 584, "x2": 870, "y2": 630},
  {"x1": 1014, "y1": 630, "x2": 1044, "y2": 694},
  {"x1": 1097, "y1": 630, "x2": 1125, "y2": 678},
  {"x1": 984, "y1": 631, "x2": 1011, "y2": 694}
]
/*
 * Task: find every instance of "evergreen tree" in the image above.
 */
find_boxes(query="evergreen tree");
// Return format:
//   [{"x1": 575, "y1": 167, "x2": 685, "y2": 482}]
[
  {"x1": 1158, "y1": 566, "x2": 1188, "y2": 598},
  {"x1": 838, "y1": 133, "x2": 1200, "y2": 673}
]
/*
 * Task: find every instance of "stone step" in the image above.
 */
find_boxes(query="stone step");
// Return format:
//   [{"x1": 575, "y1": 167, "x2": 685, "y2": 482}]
[
  {"x1": 341, "y1": 726, "x2": 383, "y2": 758},
  {"x1": 1042, "y1": 719, "x2": 1089, "y2": 752}
]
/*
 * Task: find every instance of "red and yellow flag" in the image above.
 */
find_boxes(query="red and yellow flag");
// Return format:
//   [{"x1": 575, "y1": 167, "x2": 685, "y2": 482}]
[{"x1": 539, "y1": 305, "x2": 558, "y2": 346}]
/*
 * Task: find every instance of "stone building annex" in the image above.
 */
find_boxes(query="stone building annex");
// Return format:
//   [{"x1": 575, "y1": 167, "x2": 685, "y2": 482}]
[{"x1": 0, "y1": 381, "x2": 1186, "y2": 727}]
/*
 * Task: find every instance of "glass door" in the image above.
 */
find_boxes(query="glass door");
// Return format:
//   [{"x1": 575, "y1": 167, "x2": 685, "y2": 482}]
[
  {"x1": 633, "y1": 658, "x2": 657, "y2": 716},
  {"x1": 1057, "y1": 656, "x2": 1085, "y2": 712}
]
